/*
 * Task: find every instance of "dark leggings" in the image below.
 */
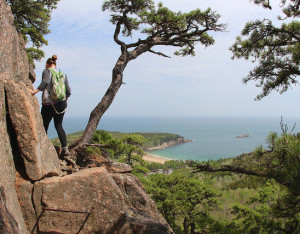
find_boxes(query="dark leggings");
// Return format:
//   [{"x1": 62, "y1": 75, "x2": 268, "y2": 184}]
[{"x1": 41, "y1": 100, "x2": 67, "y2": 147}]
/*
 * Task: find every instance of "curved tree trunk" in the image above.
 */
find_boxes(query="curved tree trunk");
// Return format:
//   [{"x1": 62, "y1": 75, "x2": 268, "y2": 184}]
[
  {"x1": 71, "y1": 43, "x2": 151, "y2": 150},
  {"x1": 72, "y1": 48, "x2": 129, "y2": 149}
]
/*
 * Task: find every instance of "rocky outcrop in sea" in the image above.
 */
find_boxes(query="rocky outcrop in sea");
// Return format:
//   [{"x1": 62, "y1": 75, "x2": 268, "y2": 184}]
[
  {"x1": 235, "y1": 134, "x2": 250, "y2": 138},
  {"x1": 147, "y1": 137, "x2": 193, "y2": 151},
  {"x1": 0, "y1": 1, "x2": 172, "y2": 233}
]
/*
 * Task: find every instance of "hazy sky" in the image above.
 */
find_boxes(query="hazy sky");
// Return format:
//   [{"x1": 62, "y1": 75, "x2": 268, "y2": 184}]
[{"x1": 33, "y1": 0, "x2": 300, "y2": 118}]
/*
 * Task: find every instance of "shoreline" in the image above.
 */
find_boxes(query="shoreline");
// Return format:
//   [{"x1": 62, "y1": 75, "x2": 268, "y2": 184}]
[
  {"x1": 146, "y1": 137, "x2": 193, "y2": 151},
  {"x1": 143, "y1": 152, "x2": 172, "y2": 164}
]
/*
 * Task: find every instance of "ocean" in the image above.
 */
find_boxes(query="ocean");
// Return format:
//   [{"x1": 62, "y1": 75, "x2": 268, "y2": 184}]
[{"x1": 47, "y1": 116, "x2": 299, "y2": 161}]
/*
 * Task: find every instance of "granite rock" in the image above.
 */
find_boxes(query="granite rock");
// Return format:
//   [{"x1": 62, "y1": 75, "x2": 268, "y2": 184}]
[
  {"x1": 30, "y1": 167, "x2": 172, "y2": 233},
  {"x1": 5, "y1": 81, "x2": 61, "y2": 180},
  {"x1": 33, "y1": 167, "x2": 127, "y2": 233},
  {"x1": 105, "y1": 162, "x2": 133, "y2": 173},
  {"x1": 0, "y1": 0, "x2": 61, "y2": 181}
]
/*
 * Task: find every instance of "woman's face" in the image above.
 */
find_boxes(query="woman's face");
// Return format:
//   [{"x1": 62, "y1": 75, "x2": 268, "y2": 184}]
[{"x1": 45, "y1": 63, "x2": 51, "y2": 68}]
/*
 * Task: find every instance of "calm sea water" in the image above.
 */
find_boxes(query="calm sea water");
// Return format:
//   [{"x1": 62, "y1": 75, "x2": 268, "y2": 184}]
[{"x1": 48, "y1": 116, "x2": 299, "y2": 161}]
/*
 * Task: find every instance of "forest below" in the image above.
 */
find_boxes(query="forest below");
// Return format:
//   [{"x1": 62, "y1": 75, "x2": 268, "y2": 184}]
[{"x1": 53, "y1": 129, "x2": 300, "y2": 233}]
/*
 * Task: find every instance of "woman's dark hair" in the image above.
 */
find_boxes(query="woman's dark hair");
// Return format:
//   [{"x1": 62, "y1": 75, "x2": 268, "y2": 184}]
[{"x1": 46, "y1": 55, "x2": 57, "y2": 65}]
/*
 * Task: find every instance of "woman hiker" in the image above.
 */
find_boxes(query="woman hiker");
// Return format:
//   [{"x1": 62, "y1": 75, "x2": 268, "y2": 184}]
[{"x1": 31, "y1": 55, "x2": 71, "y2": 156}]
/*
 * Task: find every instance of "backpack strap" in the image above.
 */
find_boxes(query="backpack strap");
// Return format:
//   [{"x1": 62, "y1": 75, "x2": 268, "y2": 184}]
[{"x1": 50, "y1": 100, "x2": 67, "y2": 115}]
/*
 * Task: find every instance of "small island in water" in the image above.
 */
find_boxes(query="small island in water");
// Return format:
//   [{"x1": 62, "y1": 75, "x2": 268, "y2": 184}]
[{"x1": 235, "y1": 134, "x2": 250, "y2": 138}]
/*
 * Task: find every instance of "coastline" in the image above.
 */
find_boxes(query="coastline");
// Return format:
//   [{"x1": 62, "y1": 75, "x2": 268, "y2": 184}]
[
  {"x1": 143, "y1": 152, "x2": 171, "y2": 164},
  {"x1": 147, "y1": 137, "x2": 192, "y2": 151},
  {"x1": 143, "y1": 137, "x2": 191, "y2": 163}
]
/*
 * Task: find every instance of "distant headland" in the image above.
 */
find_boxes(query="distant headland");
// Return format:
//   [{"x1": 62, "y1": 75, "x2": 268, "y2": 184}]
[{"x1": 146, "y1": 137, "x2": 193, "y2": 151}]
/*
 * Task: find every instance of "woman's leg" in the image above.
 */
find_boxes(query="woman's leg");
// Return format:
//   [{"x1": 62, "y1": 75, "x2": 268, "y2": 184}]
[
  {"x1": 54, "y1": 113, "x2": 67, "y2": 147},
  {"x1": 53, "y1": 101, "x2": 67, "y2": 147},
  {"x1": 41, "y1": 105, "x2": 54, "y2": 133}
]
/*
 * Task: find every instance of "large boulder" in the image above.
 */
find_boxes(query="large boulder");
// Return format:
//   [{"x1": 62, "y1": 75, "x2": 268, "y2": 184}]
[
  {"x1": 33, "y1": 167, "x2": 126, "y2": 233},
  {"x1": 16, "y1": 181, "x2": 35, "y2": 232},
  {"x1": 111, "y1": 173, "x2": 172, "y2": 233},
  {"x1": 29, "y1": 167, "x2": 172, "y2": 233},
  {"x1": 0, "y1": 185, "x2": 20, "y2": 233},
  {"x1": 0, "y1": 76, "x2": 27, "y2": 233},
  {"x1": 4, "y1": 81, "x2": 62, "y2": 180},
  {"x1": 0, "y1": 0, "x2": 61, "y2": 181}
]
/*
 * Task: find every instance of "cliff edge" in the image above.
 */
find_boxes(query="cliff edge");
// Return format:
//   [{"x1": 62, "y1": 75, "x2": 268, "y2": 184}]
[{"x1": 0, "y1": 0, "x2": 172, "y2": 233}]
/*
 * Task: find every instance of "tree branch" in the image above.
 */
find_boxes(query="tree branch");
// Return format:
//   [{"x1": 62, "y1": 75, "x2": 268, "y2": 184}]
[
  {"x1": 127, "y1": 38, "x2": 150, "y2": 48},
  {"x1": 194, "y1": 164, "x2": 266, "y2": 177},
  {"x1": 275, "y1": 27, "x2": 300, "y2": 42},
  {"x1": 114, "y1": 11, "x2": 130, "y2": 46},
  {"x1": 114, "y1": 20, "x2": 126, "y2": 46},
  {"x1": 149, "y1": 49, "x2": 171, "y2": 58}
]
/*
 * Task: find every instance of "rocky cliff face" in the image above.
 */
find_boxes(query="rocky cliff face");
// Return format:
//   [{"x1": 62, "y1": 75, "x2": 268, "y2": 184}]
[{"x1": 0, "y1": 1, "x2": 172, "y2": 233}]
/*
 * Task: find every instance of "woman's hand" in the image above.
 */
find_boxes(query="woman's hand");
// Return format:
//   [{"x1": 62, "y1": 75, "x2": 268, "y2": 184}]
[{"x1": 31, "y1": 89, "x2": 40, "y2": 95}]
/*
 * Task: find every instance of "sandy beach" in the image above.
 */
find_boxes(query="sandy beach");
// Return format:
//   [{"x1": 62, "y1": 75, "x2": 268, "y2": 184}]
[{"x1": 144, "y1": 152, "x2": 171, "y2": 164}]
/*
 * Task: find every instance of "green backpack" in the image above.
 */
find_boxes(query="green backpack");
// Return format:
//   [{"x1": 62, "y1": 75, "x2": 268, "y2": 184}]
[{"x1": 49, "y1": 68, "x2": 66, "y2": 101}]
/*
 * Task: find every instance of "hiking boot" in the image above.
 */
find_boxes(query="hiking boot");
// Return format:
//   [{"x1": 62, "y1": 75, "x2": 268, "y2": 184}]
[{"x1": 61, "y1": 146, "x2": 69, "y2": 156}]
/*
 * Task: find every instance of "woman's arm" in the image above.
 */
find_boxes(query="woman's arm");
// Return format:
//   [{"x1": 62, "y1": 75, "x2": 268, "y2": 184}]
[
  {"x1": 31, "y1": 88, "x2": 40, "y2": 95},
  {"x1": 31, "y1": 69, "x2": 51, "y2": 96}
]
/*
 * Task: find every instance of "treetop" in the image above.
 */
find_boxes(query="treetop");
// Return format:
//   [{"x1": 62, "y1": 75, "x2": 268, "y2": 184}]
[{"x1": 103, "y1": 0, "x2": 226, "y2": 58}]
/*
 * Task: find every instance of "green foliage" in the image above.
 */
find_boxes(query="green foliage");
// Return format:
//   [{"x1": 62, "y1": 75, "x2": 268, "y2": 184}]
[
  {"x1": 144, "y1": 160, "x2": 199, "y2": 173},
  {"x1": 131, "y1": 164, "x2": 149, "y2": 174},
  {"x1": 102, "y1": 0, "x2": 226, "y2": 57},
  {"x1": 195, "y1": 129, "x2": 300, "y2": 232},
  {"x1": 145, "y1": 172, "x2": 220, "y2": 233},
  {"x1": 97, "y1": 131, "x2": 183, "y2": 149},
  {"x1": 269, "y1": 133, "x2": 300, "y2": 194},
  {"x1": 85, "y1": 146, "x2": 102, "y2": 157},
  {"x1": 253, "y1": 145, "x2": 264, "y2": 158},
  {"x1": 226, "y1": 175, "x2": 267, "y2": 190},
  {"x1": 230, "y1": 1, "x2": 300, "y2": 100},
  {"x1": 91, "y1": 130, "x2": 147, "y2": 173},
  {"x1": 119, "y1": 134, "x2": 146, "y2": 166},
  {"x1": 251, "y1": 0, "x2": 299, "y2": 18},
  {"x1": 209, "y1": 131, "x2": 300, "y2": 196},
  {"x1": 91, "y1": 130, "x2": 113, "y2": 144},
  {"x1": 266, "y1": 131, "x2": 278, "y2": 151},
  {"x1": 7, "y1": 0, "x2": 60, "y2": 65},
  {"x1": 121, "y1": 133, "x2": 147, "y2": 146},
  {"x1": 140, "y1": 6, "x2": 220, "y2": 56},
  {"x1": 138, "y1": 132, "x2": 183, "y2": 148},
  {"x1": 230, "y1": 179, "x2": 299, "y2": 233}
]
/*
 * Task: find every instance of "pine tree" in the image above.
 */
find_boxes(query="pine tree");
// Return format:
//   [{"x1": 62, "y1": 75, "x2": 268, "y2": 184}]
[
  {"x1": 230, "y1": 0, "x2": 300, "y2": 100},
  {"x1": 147, "y1": 173, "x2": 220, "y2": 233},
  {"x1": 6, "y1": 0, "x2": 60, "y2": 65},
  {"x1": 72, "y1": 0, "x2": 226, "y2": 153}
]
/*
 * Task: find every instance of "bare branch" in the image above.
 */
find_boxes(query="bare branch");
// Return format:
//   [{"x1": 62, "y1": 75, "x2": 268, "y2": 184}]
[
  {"x1": 194, "y1": 163, "x2": 266, "y2": 177},
  {"x1": 114, "y1": 20, "x2": 126, "y2": 46},
  {"x1": 127, "y1": 38, "x2": 150, "y2": 48},
  {"x1": 113, "y1": 10, "x2": 130, "y2": 46},
  {"x1": 149, "y1": 49, "x2": 171, "y2": 58}
]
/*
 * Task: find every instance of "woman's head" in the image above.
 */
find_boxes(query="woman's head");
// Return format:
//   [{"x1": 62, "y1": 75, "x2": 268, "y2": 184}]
[{"x1": 46, "y1": 55, "x2": 57, "y2": 68}]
